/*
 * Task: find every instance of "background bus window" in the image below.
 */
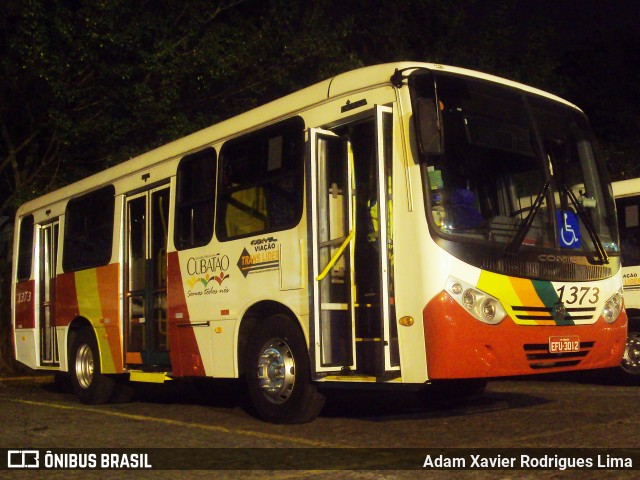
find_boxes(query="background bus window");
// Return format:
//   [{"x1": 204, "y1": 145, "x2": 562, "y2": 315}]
[
  {"x1": 617, "y1": 195, "x2": 640, "y2": 266},
  {"x1": 216, "y1": 117, "x2": 304, "y2": 241},
  {"x1": 16, "y1": 214, "x2": 34, "y2": 281},
  {"x1": 174, "y1": 147, "x2": 216, "y2": 250},
  {"x1": 62, "y1": 186, "x2": 115, "y2": 272}
]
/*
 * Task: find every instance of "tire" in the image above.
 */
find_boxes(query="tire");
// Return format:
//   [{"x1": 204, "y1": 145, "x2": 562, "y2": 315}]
[
  {"x1": 69, "y1": 327, "x2": 115, "y2": 404},
  {"x1": 244, "y1": 314, "x2": 325, "y2": 424},
  {"x1": 621, "y1": 329, "x2": 640, "y2": 377}
]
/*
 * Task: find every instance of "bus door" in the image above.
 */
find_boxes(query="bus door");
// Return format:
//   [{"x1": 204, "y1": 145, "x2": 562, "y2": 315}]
[
  {"x1": 309, "y1": 129, "x2": 357, "y2": 373},
  {"x1": 124, "y1": 185, "x2": 171, "y2": 368},
  {"x1": 309, "y1": 106, "x2": 399, "y2": 377},
  {"x1": 357, "y1": 105, "x2": 399, "y2": 375},
  {"x1": 337, "y1": 105, "x2": 399, "y2": 376},
  {"x1": 38, "y1": 220, "x2": 59, "y2": 365}
]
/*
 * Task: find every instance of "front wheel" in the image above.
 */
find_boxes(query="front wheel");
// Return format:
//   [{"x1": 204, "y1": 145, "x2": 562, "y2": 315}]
[
  {"x1": 244, "y1": 314, "x2": 325, "y2": 424},
  {"x1": 69, "y1": 327, "x2": 115, "y2": 404},
  {"x1": 621, "y1": 330, "x2": 640, "y2": 377}
]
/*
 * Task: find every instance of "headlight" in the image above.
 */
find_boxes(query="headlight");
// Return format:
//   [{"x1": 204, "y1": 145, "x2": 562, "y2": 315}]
[
  {"x1": 602, "y1": 288, "x2": 623, "y2": 323},
  {"x1": 446, "y1": 277, "x2": 507, "y2": 325}
]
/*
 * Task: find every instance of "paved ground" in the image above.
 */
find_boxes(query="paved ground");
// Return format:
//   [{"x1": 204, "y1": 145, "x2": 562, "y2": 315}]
[{"x1": 0, "y1": 370, "x2": 639, "y2": 479}]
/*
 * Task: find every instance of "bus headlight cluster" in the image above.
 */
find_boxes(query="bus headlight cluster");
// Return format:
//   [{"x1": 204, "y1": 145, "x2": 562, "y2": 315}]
[
  {"x1": 602, "y1": 288, "x2": 623, "y2": 323},
  {"x1": 446, "y1": 277, "x2": 507, "y2": 325}
]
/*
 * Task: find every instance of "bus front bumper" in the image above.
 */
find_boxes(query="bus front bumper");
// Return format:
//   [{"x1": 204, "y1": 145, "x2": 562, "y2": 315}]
[{"x1": 423, "y1": 291, "x2": 627, "y2": 379}]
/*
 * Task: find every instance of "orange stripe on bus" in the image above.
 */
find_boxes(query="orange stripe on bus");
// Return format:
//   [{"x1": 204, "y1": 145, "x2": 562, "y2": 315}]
[
  {"x1": 97, "y1": 263, "x2": 123, "y2": 372},
  {"x1": 508, "y1": 276, "x2": 544, "y2": 309}
]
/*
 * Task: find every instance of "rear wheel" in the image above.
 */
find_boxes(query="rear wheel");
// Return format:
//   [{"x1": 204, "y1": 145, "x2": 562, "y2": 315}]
[
  {"x1": 69, "y1": 327, "x2": 115, "y2": 404},
  {"x1": 244, "y1": 314, "x2": 325, "y2": 424}
]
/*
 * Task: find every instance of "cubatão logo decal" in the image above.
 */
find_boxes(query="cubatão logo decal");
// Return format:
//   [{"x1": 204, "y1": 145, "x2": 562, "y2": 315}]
[
  {"x1": 187, "y1": 271, "x2": 229, "y2": 289},
  {"x1": 237, "y1": 236, "x2": 280, "y2": 278},
  {"x1": 185, "y1": 253, "x2": 230, "y2": 297}
]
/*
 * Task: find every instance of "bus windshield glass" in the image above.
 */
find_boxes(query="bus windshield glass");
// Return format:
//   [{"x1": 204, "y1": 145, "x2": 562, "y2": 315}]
[{"x1": 413, "y1": 71, "x2": 618, "y2": 258}]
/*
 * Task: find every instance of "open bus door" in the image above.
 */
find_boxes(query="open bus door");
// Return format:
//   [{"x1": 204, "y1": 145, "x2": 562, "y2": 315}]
[
  {"x1": 308, "y1": 105, "x2": 399, "y2": 378},
  {"x1": 308, "y1": 129, "x2": 357, "y2": 374}
]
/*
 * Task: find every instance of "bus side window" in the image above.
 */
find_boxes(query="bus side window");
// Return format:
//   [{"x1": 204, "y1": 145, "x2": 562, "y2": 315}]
[
  {"x1": 63, "y1": 186, "x2": 115, "y2": 272},
  {"x1": 174, "y1": 147, "x2": 216, "y2": 250},
  {"x1": 16, "y1": 214, "x2": 34, "y2": 281},
  {"x1": 216, "y1": 117, "x2": 304, "y2": 241}
]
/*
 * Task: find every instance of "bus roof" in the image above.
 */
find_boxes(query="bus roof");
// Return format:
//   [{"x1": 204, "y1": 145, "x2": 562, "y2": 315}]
[
  {"x1": 17, "y1": 62, "x2": 579, "y2": 216},
  {"x1": 612, "y1": 178, "x2": 640, "y2": 198}
]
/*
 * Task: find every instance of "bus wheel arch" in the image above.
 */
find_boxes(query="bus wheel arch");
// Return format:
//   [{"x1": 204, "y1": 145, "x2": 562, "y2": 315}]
[
  {"x1": 622, "y1": 310, "x2": 640, "y2": 376},
  {"x1": 239, "y1": 304, "x2": 325, "y2": 424},
  {"x1": 67, "y1": 319, "x2": 115, "y2": 404},
  {"x1": 236, "y1": 301, "x2": 304, "y2": 376}
]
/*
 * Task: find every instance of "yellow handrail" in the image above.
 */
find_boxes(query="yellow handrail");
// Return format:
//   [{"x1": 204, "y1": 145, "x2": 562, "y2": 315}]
[
  {"x1": 315, "y1": 229, "x2": 355, "y2": 281},
  {"x1": 316, "y1": 141, "x2": 355, "y2": 282}
]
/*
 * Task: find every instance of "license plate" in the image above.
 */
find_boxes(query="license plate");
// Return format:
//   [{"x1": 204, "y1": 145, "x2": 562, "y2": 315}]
[{"x1": 549, "y1": 335, "x2": 580, "y2": 353}]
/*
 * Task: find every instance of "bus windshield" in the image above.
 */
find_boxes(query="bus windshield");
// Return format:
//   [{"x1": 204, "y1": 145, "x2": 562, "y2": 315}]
[{"x1": 413, "y1": 71, "x2": 618, "y2": 261}]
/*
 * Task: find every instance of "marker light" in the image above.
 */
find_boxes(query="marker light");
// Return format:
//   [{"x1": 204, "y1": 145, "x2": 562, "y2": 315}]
[
  {"x1": 446, "y1": 276, "x2": 507, "y2": 325},
  {"x1": 602, "y1": 288, "x2": 623, "y2": 323},
  {"x1": 399, "y1": 316, "x2": 414, "y2": 327}
]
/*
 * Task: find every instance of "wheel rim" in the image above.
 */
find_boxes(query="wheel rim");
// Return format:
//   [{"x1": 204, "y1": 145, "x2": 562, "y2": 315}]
[
  {"x1": 75, "y1": 344, "x2": 94, "y2": 389},
  {"x1": 621, "y1": 332, "x2": 640, "y2": 375},
  {"x1": 256, "y1": 338, "x2": 295, "y2": 404}
]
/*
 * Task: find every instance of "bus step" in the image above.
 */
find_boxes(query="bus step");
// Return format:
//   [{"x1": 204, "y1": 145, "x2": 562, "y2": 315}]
[{"x1": 129, "y1": 370, "x2": 173, "y2": 383}]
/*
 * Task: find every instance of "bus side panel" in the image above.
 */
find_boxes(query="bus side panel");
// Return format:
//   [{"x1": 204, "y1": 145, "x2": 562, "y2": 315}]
[
  {"x1": 56, "y1": 271, "x2": 78, "y2": 325},
  {"x1": 423, "y1": 290, "x2": 627, "y2": 379},
  {"x1": 14, "y1": 280, "x2": 35, "y2": 329},
  {"x1": 56, "y1": 264, "x2": 124, "y2": 374},
  {"x1": 622, "y1": 265, "x2": 640, "y2": 314},
  {"x1": 167, "y1": 251, "x2": 206, "y2": 377},
  {"x1": 13, "y1": 280, "x2": 37, "y2": 368}
]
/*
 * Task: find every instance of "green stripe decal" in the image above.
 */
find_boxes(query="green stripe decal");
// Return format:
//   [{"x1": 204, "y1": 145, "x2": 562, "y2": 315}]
[
  {"x1": 531, "y1": 280, "x2": 558, "y2": 308},
  {"x1": 532, "y1": 280, "x2": 574, "y2": 326}
]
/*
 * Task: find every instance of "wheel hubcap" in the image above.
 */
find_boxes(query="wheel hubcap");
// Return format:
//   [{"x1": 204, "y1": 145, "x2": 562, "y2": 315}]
[
  {"x1": 75, "y1": 344, "x2": 94, "y2": 389},
  {"x1": 622, "y1": 332, "x2": 640, "y2": 375},
  {"x1": 256, "y1": 338, "x2": 295, "y2": 404}
]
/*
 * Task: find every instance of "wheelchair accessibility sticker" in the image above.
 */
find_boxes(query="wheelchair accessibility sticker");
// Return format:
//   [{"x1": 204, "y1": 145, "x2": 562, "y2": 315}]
[{"x1": 557, "y1": 210, "x2": 581, "y2": 249}]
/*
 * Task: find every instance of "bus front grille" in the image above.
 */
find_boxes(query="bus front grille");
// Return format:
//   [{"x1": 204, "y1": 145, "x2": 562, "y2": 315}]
[
  {"x1": 482, "y1": 258, "x2": 611, "y2": 282},
  {"x1": 523, "y1": 342, "x2": 594, "y2": 370},
  {"x1": 511, "y1": 305, "x2": 598, "y2": 323}
]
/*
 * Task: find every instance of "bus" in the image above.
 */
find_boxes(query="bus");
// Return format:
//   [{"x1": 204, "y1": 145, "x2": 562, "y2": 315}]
[
  {"x1": 11, "y1": 62, "x2": 627, "y2": 423},
  {"x1": 612, "y1": 178, "x2": 640, "y2": 376}
]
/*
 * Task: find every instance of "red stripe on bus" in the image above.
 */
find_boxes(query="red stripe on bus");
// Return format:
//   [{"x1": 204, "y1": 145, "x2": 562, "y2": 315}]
[
  {"x1": 167, "y1": 251, "x2": 205, "y2": 377},
  {"x1": 14, "y1": 280, "x2": 35, "y2": 329},
  {"x1": 56, "y1": 272, "x2": 79, "y2": 327}
]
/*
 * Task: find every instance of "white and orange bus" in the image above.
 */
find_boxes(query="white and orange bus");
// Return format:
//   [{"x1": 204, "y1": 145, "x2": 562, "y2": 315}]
[
  {"x1": 11, "y1": 62, "x2": 627, "y2": 423},
  {"x1": 612, "y1": 178, "x2": 640, "y2": 375}
]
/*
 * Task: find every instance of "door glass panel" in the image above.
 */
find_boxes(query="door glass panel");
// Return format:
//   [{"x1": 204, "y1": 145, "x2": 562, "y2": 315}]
[
  {"x1": 311, "y1": 131, "x2": 355, "y2": 370},
  {"x1": 126, "y1": 196, "x2": 147, "y2": 362},
  {"x1": 128, "y1": 197, "x2": 146, "y2": 293},
  {"x1": 39, "y1": 222, "x2": 59, "y2": 365},
  {"x1": 151, "y1": 189, "x2": 169, "y2": 353}
]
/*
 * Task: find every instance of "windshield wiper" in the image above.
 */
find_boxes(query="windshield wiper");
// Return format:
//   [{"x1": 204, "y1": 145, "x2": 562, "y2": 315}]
[
  {"x1": 505, "y1": 181, "x2": 549, "y2": 255},
  {"x1": 561, "y1": 185, "x2": 609, "y2": 264}
]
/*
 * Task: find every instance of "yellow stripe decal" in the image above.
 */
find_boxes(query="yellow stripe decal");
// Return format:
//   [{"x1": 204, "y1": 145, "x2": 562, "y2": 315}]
[
  {"x1": 74, "y1": 269, "x2": 116, "y2": 372},
  {"x1": 477, "y1": 270, "x2": 547, "y2": 325}
]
